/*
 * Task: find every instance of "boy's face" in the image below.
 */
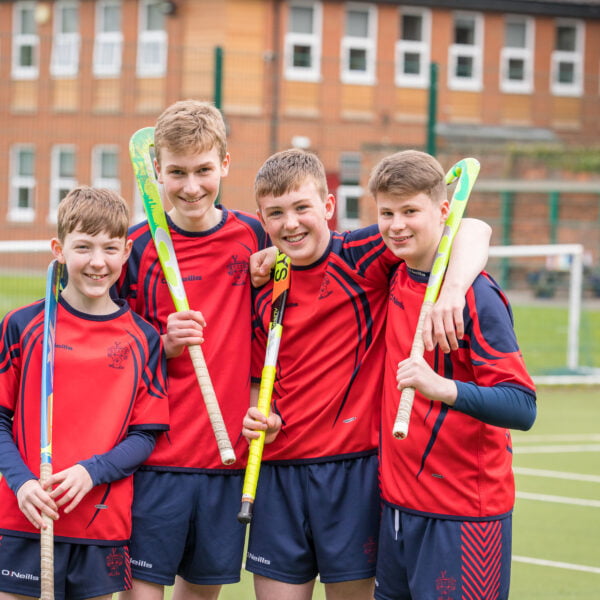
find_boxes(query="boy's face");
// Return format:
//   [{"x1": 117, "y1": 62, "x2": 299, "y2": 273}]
[
  {"x1": 257, "y1": 178, "x2": 335, "y2": 266},
  {"x1": 156, "y1": 146, "x2": 230, "y2": 231},
  {"x1": 377, "y1": 192, "x2": 449, "y2": 271},
  {"x1": 51, "y1": 228, "x2": 132, "y2": 312}
]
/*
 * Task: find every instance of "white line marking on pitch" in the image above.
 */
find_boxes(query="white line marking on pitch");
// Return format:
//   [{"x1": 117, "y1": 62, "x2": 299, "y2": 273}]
[
  {"x1": 514, "y1": 443, "x2": 600, "y2": 454},
  {"x1": 516, "y1": 491, "x2": 600, "y2": 507},
  {"x1": 513, "y1": 467, "x2": 600, "y2": 483},
  {"x1": 512, "y1": 433, "x2": 600, "y2": 443},
  {"x1": 513, "y1": 555, "x2": 600, "y2": 574}
]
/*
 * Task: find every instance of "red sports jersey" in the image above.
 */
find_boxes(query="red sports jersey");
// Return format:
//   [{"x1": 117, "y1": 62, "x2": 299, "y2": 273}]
[
  {"x1": 253, "y1": 225, "x2": 397, "y2": 462},
  {"x1": 0, "y1": 298, "x2": 168, "y2": 544},
  {"x1": 380, "y1": 266, "x2": 535, "y2": 520},
  {"x1": 117, "y1": 207, "x2": 268, "y2": 470}
]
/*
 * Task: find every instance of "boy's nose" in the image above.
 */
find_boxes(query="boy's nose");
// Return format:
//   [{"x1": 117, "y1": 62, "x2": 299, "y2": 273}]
[
  {"x1": 283, "y1": 212, "x2": 299, "y2": 229},
  {"x1": 183, "y1": 176, "x2": 201, "y2": 195}
]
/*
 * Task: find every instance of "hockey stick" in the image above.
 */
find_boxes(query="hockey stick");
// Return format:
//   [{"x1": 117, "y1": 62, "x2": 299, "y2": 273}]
[
  {"x1": 40, "y1": 259, "x2": 64, "y2": 600},
  {"x1": 129, "y1": 126, "x2": 235, "y2": 465},
  {"x1": 392, "y1": 157, "x2": 480, "y2": 440},
  {"x1": 238, "y1": 251, "x2": 291, "y2": 524}
]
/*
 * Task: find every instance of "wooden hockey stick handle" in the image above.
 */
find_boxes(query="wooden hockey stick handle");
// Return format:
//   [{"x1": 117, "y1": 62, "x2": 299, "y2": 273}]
[
  {"x1": 188, "y1": 344, "x2": 236, "y2": 465},
  {"x1": 392, "y1": 301, "x2": 432, "y2": 439},
  {"x1": 40, "y1": 462, "x2": 54, "y2": 600}
]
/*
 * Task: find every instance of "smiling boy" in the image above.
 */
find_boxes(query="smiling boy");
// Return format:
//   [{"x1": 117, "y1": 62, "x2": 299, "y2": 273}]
[
  {"x1": 242, "y1": 149, "x2": 491, "y2": 600},
  {"x1": 371, "y1": 150, "x2": 536, "y2": 600},
  {"x1": 0, "y1": 186, "x2": 168, "y2": 599},
  {"x1": 116, "y1": 100, "x2": 268, "y2": 600}
]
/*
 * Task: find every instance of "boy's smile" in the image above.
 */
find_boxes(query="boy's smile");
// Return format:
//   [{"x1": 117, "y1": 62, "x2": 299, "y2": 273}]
[{"x1": 257, "y1": 179, "x2": 335, "y2": 266}]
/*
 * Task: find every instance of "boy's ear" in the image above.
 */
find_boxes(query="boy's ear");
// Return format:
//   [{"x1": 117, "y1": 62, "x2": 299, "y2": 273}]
[
  {"x1": 324, "y1": 194, "x2": 335, "y2": 220},
  {"x1": 220, "y1": 152, "x2": 231, "y2": 177},
  {"x1": 122, "y1": 238, "x2": 133, "y2": 263},
  {"x1": 440, "y1": 198, "x2": 450, "y2": 223},
  {"x1": 50, "y1": 238, "x2": 66, "y2": 263},
  {"x1": 154, "y1": 157, "x2": 163, "y2": 184}
]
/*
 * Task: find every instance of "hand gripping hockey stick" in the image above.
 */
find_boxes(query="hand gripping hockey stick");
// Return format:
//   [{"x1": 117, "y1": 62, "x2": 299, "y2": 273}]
[
  {"x1": 129, "y1": 126, "x2": 235, "y2": 465},
  {"x1": 392, "y1": 157, "x2": 481, "y2": 440},
  {"x1": 238, "y1": 252, "x2": 291, "y2": 524},
  {"x1": 40, "y1": 259, "x2": 64, "y2": 600}
]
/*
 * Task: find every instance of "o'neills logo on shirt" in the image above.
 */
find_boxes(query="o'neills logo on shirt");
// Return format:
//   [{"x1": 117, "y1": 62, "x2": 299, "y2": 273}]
[
  {"x1": 107, "y1": 341, "x2": 130, "y2": 369},
  {"x1": 227, "y1": 255, "x2": 248, "y2": 286},
  {"x1": 389, "y1": 290, "x2": 404, "y2": 310},
  {"x1": 319, "y1": 274, "x2": 333, "y2": 299}
]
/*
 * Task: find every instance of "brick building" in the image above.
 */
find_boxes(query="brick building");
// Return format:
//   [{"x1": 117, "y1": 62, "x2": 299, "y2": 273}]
[{"x1": 0, "y1": 0, "x2": 598, "y2": 271}]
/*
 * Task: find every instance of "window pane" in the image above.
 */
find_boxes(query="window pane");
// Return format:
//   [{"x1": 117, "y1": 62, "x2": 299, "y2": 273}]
[
  {"x1": 508, "y1": 58, "x2": 525, "y2": 81},
  {"x1": 59, "y1": 151, "x2": 75, "y2": 177},
  {"x1": 103, "y1": 5, "x2": 121, "y2": 32},
  {"x1": 456, "y1": 55, "x2": 473, "y2": 78},
  {"x1": 347, "y1": 10, "x2": 368, "y2": 37},
  {"x1": 290, "y1": 6, "x2": 313, "y2": 34},
  {"x1": 19, "y1": 150, "x2": 34, "y2": 176},
  {"x1": 346, "y1": 195, "x2": 359, "y2": 219},
  {"x1": 61, "y1": 7, "x2": 78, "y2": 33},
  {"x1": 19, "y1": 45, "x2": 35, "y2": 67},
  {"x1": 558, "y1": 61, "x2": 575, "y2": 84},
  {"x1": 556, "y1": 25, "x2": 576, "y2": 51},
  {"x1": 349, "y1": 48, "x2": 367, "y2": 72},
  {"x1": 58, "y1": 188, "x2": 70, "y2": 203},
  {"x1": 293, "y1": 44, "x2": 312, "y2": 68},
  {"x1": 101, "y1": 151, "x2": 118, "y2": 178},
  {"x1": 506, "y1": 21, "x2": 526, "y2": 48},
  {"x1": 402, "y1": 14, "x2": 422, "y2": 41},
  {"x1": 17, "y1": 187, "x2": 31, "y2": 208},
  {"x1": 146, "y1": 3, "x2": 165, "y2": 31},
  {"x1": 404, "y1": 52, "x2": 421, "y2": 75},
  {"x1": 21, "y1": 8, "x2": 36, "y2": 34},
  {"x1": 454, "y1": 17, "x2": 475, "y2": 45}
]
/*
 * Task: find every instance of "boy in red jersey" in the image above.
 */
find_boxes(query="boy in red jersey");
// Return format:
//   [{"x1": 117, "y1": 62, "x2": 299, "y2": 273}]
[
  {"x1": 242, "y1": 148, "x2": 491, "y2": 600},
  {"x1": 116, "y1": 100, "x2": 269, "y2": 600},
  {"x1": 371, "y1": 151, "x2": 536, "y2": 600},
  {"x1": 0, "y1": 187, "x2": 169, "y2": 599}
]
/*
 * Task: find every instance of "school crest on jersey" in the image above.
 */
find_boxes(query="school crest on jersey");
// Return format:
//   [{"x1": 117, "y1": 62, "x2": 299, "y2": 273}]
[
  {"x1": 227, "y1": 255, "x2": 248, "y2": 285},
  {"x1": 107, "y1": 341, "x2": 130, "y2": 369},
  {"x1": 435, "y1": 570, "x2": 457, "y2": 597},
  {"x1": 318, "y1": 274, "x2": 333, "y2": 299}
]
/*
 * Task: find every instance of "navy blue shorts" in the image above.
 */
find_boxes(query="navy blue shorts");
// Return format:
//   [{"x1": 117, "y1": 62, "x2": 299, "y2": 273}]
[
  {"x1": 128, "y1": 470, "x2": 246, "y2": 586},
  {"x1": 0, "y1": 534, "x2": 130, "y2": 599},
  {"x1": 245, "y1": 455, "x2": 380, "y2": 584},
  {"x1": 375, "y1": 505, "x2": 512, "y2": 600}
]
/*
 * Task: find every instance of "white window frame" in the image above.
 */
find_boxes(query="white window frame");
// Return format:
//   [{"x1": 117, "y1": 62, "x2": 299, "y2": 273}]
[
  {"x1": 448, "y1": 11, "x2": 483, "y2": 92},
  {"x1": 92, "y1": 145, "x2": 120, "y2": 191},
  {"x1": 49, "y1": 145, "x2": 77, "y2": 222},
  {"x1": 337, "y1": 185, "x2": 362, "y2": 231},
  {"x1": 50, "y1": 0, "x2": 81, "y2": 78},
  {"x1": 341, "y1": 2, "x2": 377, "y2": 85},
  {"x1": 93, "y1": 0, "x2": 123, "y2": 77},
  {"x1": 500, "y1": 15, "x2": 534, "y2": 94},
  {"x1": 137, "y1": 0, "x2": 168, "y2": 77},
  {"x1": 12, "y1": 1, "x2": 39, "y2": 80},
  {"x1": 284, "y1": 0, "x2": 322, "y2": 82},
  {"x1": 395, "y1": 7, "x2": 431, "y2": 88},
  {"x1": 8, "y1": 145, "x2": 36, "y2": 223},
  {"x1": 551, "y1": 19, "x2": 584, "y2": 97}
]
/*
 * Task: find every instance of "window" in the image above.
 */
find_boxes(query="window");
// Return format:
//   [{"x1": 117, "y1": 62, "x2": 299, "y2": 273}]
[
  {"x1": 51, "y1": 1, "x2": 80, "y2": 77},
  {"x1": 341, "y1": 3, "x2": 377, "y2": 85},
  {"x1": 395, "y1": 7, "x2": 431, "y2": 88},
  {"x1": 551, "y1": 19, "x2": 584, "y2": 96},
  {"x1": 137, "y1": 0, "x2": 167, "y2": 77},
  {"x1": 9, "y1": 145, "x2": 36, "y2": 222},
  {"x1": 500, "y1": 16, "x2": 534, "y2": 93},
  {"x1": 284, "y1": 1, "x2": 322, "y2": 82},
  {"x1": 12, "y1": 2, "x2": 39, "y2": 79},
  {"x1": 448, "y1": 12, "x2": 483, "y2": 91},
  {"x1": 94, "y1": 0, "x2": 123, "y2": 77},
  {"x1": 92, "y1": 146, "x2": 120, "y2": 191},
  {"x1": 337, "y1": 153, "x2": 361, "y2": 231},
  {"x1": 50, "y1": 146, "x2": 77, "y2": 221}
]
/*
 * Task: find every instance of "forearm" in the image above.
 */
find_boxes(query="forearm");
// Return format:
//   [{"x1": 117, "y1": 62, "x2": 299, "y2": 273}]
[
  {"x1": 453, "y1": 381, "x2": 537, "y2": 431},
  {"x1": 78, "y1": 429, "x2": 157, "y2": 485},
  {"x1": 444, "y1": 218, "x2": 491, "y2": 294},
  {"x1": 0, "y1": 409, "x2": 37, "y2": 493}
]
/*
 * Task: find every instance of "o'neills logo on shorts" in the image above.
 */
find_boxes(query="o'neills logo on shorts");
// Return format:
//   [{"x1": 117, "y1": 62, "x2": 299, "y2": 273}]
[
  {"x1": 131, "y1": 558, "x2": 153, "y2": 569},
  {"x1": 1, "y1": 570, "x2": 39, "y2": 581},
  {"x1": 247, "y1": 552, "x2": 271, "y2": 565}
]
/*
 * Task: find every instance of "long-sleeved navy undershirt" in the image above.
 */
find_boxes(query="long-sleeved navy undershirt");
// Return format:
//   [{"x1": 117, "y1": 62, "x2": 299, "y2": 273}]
[{"x1": 0, "y1": 407, "x2": 156, "y2": 494}]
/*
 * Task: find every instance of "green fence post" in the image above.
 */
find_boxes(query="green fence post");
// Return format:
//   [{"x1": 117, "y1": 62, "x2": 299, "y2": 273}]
[
  {"x1": 426, "y1": 63, "x2": 438, "y2": 157},
  {"x1": 500, "y1": 191, "x2": 514, "y2": 288},
  {"x1": 214, "y1": 46, "x2": 223, "y2": 110}
]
